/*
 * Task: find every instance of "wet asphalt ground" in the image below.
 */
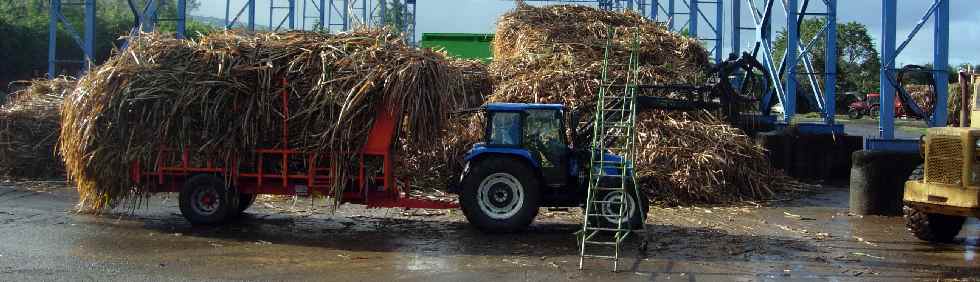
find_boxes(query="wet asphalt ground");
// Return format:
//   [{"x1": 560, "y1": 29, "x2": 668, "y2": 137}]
[
  {"x1": 0, "y1": 180, "x2": 977, "y2": 281},
  {"x1": 2, "y1": 118, "x2": 976, "y2": 281}
]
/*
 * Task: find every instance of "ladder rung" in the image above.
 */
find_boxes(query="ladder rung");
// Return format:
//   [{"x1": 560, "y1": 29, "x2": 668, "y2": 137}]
[
  {"x1": 589, "y1": 200, "x2": 625, "y2": 205},
  {"x1": 592, "y1": 187, "x2": 626, "y2": 191},
  {"x1": 584, "y1": 240, "x2": 618, "y2": 246},
  {"x1": 586, "y1": 213, "x2": 625, "y2": 217},
  {"x1": 581, "y1": 254, "x2": 618, "y2": 260},
  {"x1": 586, "y1": 227, "x2": 631, "y2": 232}
]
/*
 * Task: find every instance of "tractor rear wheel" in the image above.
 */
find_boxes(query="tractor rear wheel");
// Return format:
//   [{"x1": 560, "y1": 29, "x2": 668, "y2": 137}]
[
  {"x1": 179, "y1": 174, "x2": 239, "y2": 225},
  {"x1": 460, "y1": 158, "x2": 540, "y2": 233},
  {"x1": 591, "y1": 181, "x2": 649, "y2": 230}
]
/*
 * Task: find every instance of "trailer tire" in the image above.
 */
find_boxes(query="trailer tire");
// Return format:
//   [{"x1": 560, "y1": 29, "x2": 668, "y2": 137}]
[
  {"x1": 460, "y1": 158, "x2": 540, "y2": 233},
  {"x1": 179, "y1": 174, "x2": 239, "y2": 225},
  {"x1": 238, "y1": 193, "x2": 256, "y2": 214}
]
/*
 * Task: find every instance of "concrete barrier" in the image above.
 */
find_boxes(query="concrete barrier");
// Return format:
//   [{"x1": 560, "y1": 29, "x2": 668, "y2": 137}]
[
  {"x1": 848, "y1": 150, "x2": 922, "y2": 216},
  {"x1": 755, "y1": 129, "x2": 863, "y2": 181}
]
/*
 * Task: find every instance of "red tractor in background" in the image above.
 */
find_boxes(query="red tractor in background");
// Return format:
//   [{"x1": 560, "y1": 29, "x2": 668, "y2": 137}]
[{"x1": 848, "y1": 92, "x2": 919, "y2": 120}]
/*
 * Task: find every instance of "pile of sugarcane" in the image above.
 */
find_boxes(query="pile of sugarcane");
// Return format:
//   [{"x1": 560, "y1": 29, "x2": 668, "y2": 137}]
[
  {"x1": 483, "y1": 4, "x2": 806, "y2": 205},
  {"x1": 906, "y1": 84, "x2": 961, "y2": 125},
  {"x1": 449, "y1": 59, "x2": 493, "y2": 109},
  {"x1": 0, "y1": 77, "x2": 75, "y2": 178},
  {"x1": 60, "y1": 29, "x2": 462, "y2": 211}
]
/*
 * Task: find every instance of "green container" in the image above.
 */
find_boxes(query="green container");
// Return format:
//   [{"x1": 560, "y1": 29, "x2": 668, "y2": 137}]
[{"x1": 420, "y1": 33, "x2": 494, "y2": 63}]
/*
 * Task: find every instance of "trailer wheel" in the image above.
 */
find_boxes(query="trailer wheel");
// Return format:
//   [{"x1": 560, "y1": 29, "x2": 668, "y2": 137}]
[
  {"x1": 591, "y1": 181, "x2": 649, "y2": 230},
  {"x1": 460, "y1": 158, "x2": 540, "y2": 233},
  {"x1": 179, "y1": 174, "x2": 239, "y2": 225},
  {"x1": 238, "y1": 193, "x2": 256, "y2": 213}
]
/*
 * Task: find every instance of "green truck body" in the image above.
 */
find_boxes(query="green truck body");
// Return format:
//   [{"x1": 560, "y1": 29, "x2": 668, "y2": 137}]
[{"x1": 419, "y1": 33, "x2": 494, "y2": 63}]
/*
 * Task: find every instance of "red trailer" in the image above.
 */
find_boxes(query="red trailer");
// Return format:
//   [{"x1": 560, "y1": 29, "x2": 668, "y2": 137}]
[{"x1": 130, "y1": 83, "x2": 457, "y2": 224}]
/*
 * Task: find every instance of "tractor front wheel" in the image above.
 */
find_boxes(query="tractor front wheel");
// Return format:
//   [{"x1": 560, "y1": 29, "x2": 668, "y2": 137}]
[
  {"x1": 904, "y1": 204, "x2": 965, "y2": 243},
  {"x1": 460, "y1": 158, "x2": 540, "y2": 233}
]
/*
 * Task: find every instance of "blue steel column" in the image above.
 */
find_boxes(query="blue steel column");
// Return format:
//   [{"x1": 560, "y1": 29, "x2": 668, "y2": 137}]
[
  {"x1": 714, "y1": 1, "x2": 722, "y2": 63},
  {"x1": 84, "y1": 0, "x2": 95, "y2": 70},
  {"x1": 290, "y1": 0, "x2": 296, "y2": 29},
  {"x1": 880, "y1": 0, "x2": 896, "y2": 139},
  {"x1": 932, "y1": 0, "x2": 949, "y2": 126},
  {"x1": 320, "y1": 0, "x2": 326, "y2": 29},
  {"x1": 667, "y1": 0, "x2": 674, "y2": 30},
  {"x1": 688, "y1": 0, "x2": 697, "y2": 37},
  {"x1": 731, "y1": 0, "x2": 740, "y2": 56},
  {"x1": 48, "y1": 0, "x2": 58, "y2": 77},
  {"x1": 784, "y1": 0, "x2": 798, "y2": 122},
  {"x1": 248, "y1": 0, "x2": 256, "y2": 31},
  {"x1": 824, "y1": 0, "x2": 837, "y2": 125},
  {"x1": 651, "y1": 0, "x2": 658, "y2": 19},
  {"x1": 177, "y1": 0, "x2": 186, "y2": 38},
  {"x1": 225, "y1": 0, "x2": 231, "y2": 27}
]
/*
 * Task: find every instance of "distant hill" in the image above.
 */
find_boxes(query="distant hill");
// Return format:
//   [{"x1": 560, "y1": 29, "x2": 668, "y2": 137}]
[{"x1": 189, "y1": 14, "x2": 271, "y2": 30}]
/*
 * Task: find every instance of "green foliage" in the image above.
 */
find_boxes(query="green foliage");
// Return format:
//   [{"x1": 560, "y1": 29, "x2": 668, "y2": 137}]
[
  {"x1": 0, "y1": 0, "x2": 213, "y2": 89},
  {"x1": 774, "y1": 18, "x2": 881, "y2": 95},
  {"x1": 379, "y1": 0, "x2": 410, "y2": 34}
]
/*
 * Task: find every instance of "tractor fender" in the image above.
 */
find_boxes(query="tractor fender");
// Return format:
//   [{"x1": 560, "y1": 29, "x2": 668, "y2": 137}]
[
  {"x1": 451, "y1": 148, "x2": 540, "y2": 194},
  {"x1": 463, "y1": 147, "x2": 540, "y2": 168}
]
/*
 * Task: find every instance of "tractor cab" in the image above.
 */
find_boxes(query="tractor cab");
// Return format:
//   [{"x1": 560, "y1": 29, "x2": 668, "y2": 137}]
[
  {"x1": 454, "y1": 103, "x2": 647, "y2": 233},
  {"x1": 472, "y1": 103, "x2": 575, "y2": 188}
]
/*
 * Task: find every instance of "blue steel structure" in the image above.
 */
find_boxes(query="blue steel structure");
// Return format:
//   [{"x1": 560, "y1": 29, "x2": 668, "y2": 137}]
[
  {"x1": 867, "y1": 0, "x2": 949, "y2": 152},
  {"x1": 226, "y1": 0, "x2": 257, "y2": 31},
  {"x1": 650, "y1": 0, "x2": 723, "y2": 64},
  {"x1": 47, "y1": 0, "x2": 96, "y2": 77},
  {"x1": 735, "y1": 0, "x2": 840, "y2": 134},
  {"x1": 269, "y1": 0, "x2": 296, "y2": 31},
  {"x1": 48, "y1": 0, "x2": 187, "y2": 77}
]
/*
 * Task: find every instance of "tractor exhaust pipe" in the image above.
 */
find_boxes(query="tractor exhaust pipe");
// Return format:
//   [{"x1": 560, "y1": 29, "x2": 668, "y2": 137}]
[{"x1": 960, "y1": 71, "x2": 972, "y2": 127}]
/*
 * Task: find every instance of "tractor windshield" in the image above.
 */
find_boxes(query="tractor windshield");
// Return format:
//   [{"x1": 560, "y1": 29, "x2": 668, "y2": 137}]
[
  {"x1": 489, "y1": 112, "x2": 521, "y2": 146},
  {"x1": 524, "y1": 109, "x2": 564, "y2": 168}
]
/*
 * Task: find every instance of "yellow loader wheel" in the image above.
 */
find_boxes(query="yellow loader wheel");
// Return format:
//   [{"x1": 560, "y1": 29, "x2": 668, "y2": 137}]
[
  {"x1": 904, "y1": 204, "x2": 965, "y2": 243},
  {"x1": 903, "y1": 165, "x2": 965, "y2": 243}
]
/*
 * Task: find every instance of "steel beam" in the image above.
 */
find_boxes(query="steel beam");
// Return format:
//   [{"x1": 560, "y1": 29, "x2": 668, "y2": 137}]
[
  {"x1": 177, "y1": 0, "x2": 187, "y2": 38},
  {"x1": 785, "y1": 0, "x2": 798, "y2": 121},
  {"x1": 48, "y1": 0, "x2": 96, "y2": 77},
  {"x1": 824, "y1": 0, "x2": 836, "y2": 125},
  {"x1": 732, "y1": 0, "x2": 740, "y2": 55},
  {"x1": 880, "y1": 0, "x2": 896, "y2": 139},
  {"x1": 932, "y1": 0, "x2": 949, "y2": 126},
  {"x1": 226, "y1": 0, "x2": 257, "y2": 31}
]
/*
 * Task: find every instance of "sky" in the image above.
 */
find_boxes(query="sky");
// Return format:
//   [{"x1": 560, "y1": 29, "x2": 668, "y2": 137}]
[{"x1": 194, "y1": 0, "x2": 980, "y2": 66}]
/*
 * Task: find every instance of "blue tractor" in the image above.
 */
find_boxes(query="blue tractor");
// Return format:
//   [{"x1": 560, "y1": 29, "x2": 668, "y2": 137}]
[{"x1": 450, "y1": 103, "x2": 649, "y2": 232}]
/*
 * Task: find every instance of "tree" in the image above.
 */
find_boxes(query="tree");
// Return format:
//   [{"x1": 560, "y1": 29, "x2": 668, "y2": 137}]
[
  {"x1": 379, "y1": 0, "x2": 410, "y2": 34},
  {"x1": 773, "y1": 19, "x2": 881, "y2": 96},
  {"x1": 0, "y1": 0, "x2": 213, "y2": 90}
]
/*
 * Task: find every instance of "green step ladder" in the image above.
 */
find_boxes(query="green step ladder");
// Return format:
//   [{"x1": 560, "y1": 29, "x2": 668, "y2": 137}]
[{"x1": 578, "y1": 28, "x2": 647, "y2": 272}]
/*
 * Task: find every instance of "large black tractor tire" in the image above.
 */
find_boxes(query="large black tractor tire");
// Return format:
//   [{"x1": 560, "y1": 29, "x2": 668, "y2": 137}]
[
  {"x1": 590, "y1": 181, "x2": 649, "y2": 230},
  {"x1": 460, "y1": 158, "x2": 540, "y2": 233},
  {"x1": 179, "y1": 174, "x2": 239, "y2": 225},
  {"x1": 904, "y1": 205, "x2": 965, "y2": 243},
  {"x1": 903, "y1": 165, "x2": 965, "y2": 242}
]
